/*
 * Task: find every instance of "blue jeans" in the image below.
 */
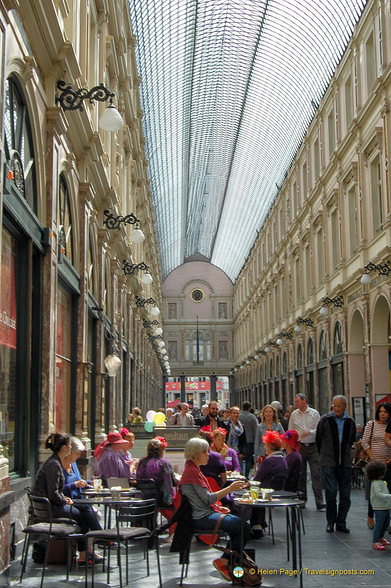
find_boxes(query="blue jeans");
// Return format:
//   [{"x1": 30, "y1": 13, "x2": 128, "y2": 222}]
[
  {"x1": 322, "y1": 466, "x2": 352, "y2": 527},
  {"x1": 373, "y1": 509, "x2": 390, "y2": 543},
  {"x1": 194, "y1": 512, "x2": 251, "y2": 553},
  {"x1": 52, "y1": 503, "x2": 102, "y2": 550}
]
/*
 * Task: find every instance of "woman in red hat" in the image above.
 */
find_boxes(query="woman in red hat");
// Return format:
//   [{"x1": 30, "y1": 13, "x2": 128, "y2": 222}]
[
  {"x1": 280, "y1": 430, "x2": 302, "y2": 492},
  {"x1": 94, "y1": 432, "x2": 132, "y2": 482}
]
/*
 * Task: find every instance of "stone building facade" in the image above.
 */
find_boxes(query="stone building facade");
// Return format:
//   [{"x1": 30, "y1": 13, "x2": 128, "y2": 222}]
[
  {"x1": 231, "y1": 0, "x2": 391, "y2": 423},
  {"x1": 0, "y1": 0, "x2": 163, "y2": 574}
]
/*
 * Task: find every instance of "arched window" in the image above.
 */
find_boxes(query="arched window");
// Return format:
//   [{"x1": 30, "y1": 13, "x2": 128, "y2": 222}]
[
  {"x1": 4, "y1": 77, "x2": 37, "y2": 211},
  {"x1": 333, "y1": 321, "x2": 343, "y2": 355},
  {"x1": 58, "y1": 175, "x2": 74, "y2": 264},
  {"x1": 297, "y1": 345, "x2": 303, "y2": 369},
  {"x1": 276, "y1": 355, "x2": 280, "y2": 376},
  {"x1": 307, "y1": 338, "x2": 314, "y2": 365},
  {"x1": 319, "y1": 330, "x2": 327, "y2": 360},
  {"x1": 87, "y1": 232, "x2": 95, "y2": 295},
  {"x1": 283, "y1": 352, "x2": 288, "y2": 375},
  {"x1": 270, "y1": 358, "x2": 274, "y2": 378}
]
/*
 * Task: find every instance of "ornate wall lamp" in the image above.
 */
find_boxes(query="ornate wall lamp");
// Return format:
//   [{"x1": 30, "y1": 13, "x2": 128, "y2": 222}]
[
  {"x1": 56, "y1": 80, "x2": 124, "y2": 131},
  {"x1": 103, "y1": 210, "x2": 145, "y2": 243},
  {"x1": 91, "y1": 306, "x2": 121, "y2": 377},
  {"x1": 360, "y1": 260, "x2": 391, "y2": 285},
  {"x1": 294, "y1": 316, "x2": 314, "y2": 333},
  {"x1": 123, "y1": 260, "x2": 153, "y2": 284},
  {"x1": 319, "y1": 295, "x2": 344, "y2": 316},
  {"x1": 135, "y1": 295, "x2": 160, "y2": 316},
  {"x1": 276, "y1": 331, "x2": 293, "y2": 345},
  {"x1": 143, "y1": 319, "x2": 160, "y2": 329}
]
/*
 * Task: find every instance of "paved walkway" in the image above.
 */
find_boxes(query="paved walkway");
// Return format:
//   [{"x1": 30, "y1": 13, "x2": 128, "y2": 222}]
[{"x1": 3, "y1": 480, "x2": 391, "y2": 587}]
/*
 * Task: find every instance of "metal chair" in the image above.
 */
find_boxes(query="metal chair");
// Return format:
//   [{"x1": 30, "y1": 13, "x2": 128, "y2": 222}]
[
  {"x1": 20, "y1": 495, "x2": 82, "y2": 588},
  {"x1": 84, "y1": 498, "x2": 162, "y2": 587},
  {"x1": 179, "y1": 526, "x2": 228, "y2": 586}
]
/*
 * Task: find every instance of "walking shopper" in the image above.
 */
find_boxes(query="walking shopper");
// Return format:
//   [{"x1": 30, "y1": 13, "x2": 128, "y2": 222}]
[
  {"x1": 316, "y1": 395, "x2": 356, "y2": 533},
  {"x1": 239, "y1": 401, "x2": 258, "y2": 478},
  {"x1": 289, "y1": 393, "x2": 325, "y2": 509}
]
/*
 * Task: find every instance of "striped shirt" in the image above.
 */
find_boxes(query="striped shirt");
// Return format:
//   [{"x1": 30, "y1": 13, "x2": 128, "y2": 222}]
[
  {"x1": 361, "y1": 420, "x2": 391, "y2": 462},
  {"x1": 180, "y1": 483, "x2": 217, "y2": 519}
]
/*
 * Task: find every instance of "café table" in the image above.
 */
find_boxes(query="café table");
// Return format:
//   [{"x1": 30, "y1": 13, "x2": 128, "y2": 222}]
[
  {"x1": 233, "y1": 495, "x2": 305, "y2": 588},
  {"x1": 74, "y1": 488, "x2": 142, "y2": 528}
]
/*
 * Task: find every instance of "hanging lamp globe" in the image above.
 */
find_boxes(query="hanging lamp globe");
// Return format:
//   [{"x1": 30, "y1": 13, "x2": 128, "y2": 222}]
[{"x1": 99, "y1": 104, "x2": 124, "y2": 131}]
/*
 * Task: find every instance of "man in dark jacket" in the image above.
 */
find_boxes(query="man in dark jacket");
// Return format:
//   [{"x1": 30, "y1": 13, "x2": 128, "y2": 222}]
[{"x1": 316, "y1": 395, "x2": 356, "y2": 534}]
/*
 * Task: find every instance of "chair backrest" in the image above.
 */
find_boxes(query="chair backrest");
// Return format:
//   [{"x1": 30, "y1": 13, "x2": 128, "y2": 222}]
[
  {"x1": 29, "y1": 495, "x2": 54, "y2": 523},
  {"x1": 136, "y1": 478, "x2": 159, "y2": 500},
  {"x1": 116, "y1": 498, "x2": 157, "y2": 531}
]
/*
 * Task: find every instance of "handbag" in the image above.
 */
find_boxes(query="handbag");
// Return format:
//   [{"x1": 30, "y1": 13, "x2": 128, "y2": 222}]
[
  {"x1": 214, "y1": 545, "x2": 262, "y2": 586},
  {"x1": 354, "y1": 421, "x2": 374, "y2": 466}
]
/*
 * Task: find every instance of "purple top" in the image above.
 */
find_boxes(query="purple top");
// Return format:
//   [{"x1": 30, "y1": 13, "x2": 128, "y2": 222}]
[
  {"x1": 136, "y1": 457, "x2": 175, "y2": 505},
  {"x1": 200, "y1": 450, "x2": 226, "y2": 487},
  {"x1": 285, "y1": 450, "x2": 302, "y2": 492},
  {"x1": 254, "y1": 451, "x2": 288, "y2": 488},
  {"x1": 221, "y1": 447, "x2": 241, "y2": 472},
  {"x1": 97, "y1": 447, "x2": 131, "y2": 479}
]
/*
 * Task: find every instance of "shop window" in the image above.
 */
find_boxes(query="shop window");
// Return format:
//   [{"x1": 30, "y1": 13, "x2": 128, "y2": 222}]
[
  {"x1": 58, "y1": 175, "x2": 74, "y2": 264},
  {"x1": 0, "y1": 230, "x2": 17, "y2": 470},
  {"x1": 4, "y1": 77, "x2": 37, "y2": 212}
]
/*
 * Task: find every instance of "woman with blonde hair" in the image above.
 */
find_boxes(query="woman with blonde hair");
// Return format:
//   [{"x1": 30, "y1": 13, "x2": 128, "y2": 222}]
[{"x1": 254, "y1": 404, "x2": 285, "y2": 463}]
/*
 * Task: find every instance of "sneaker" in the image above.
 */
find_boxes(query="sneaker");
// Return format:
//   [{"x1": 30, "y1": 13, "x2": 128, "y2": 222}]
[
  {"x1": 379, "y1": 538, "x2": 390, "y2": 546},
  {"x1": 213, "y1": 559, "x2": 232, "y2": 581},
  {"x1": 372, "y1": 542, "x2": 386, "y2": 551}
]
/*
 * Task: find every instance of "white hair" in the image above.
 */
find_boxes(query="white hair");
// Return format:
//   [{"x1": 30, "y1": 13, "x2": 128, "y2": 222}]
[
  {"x1": 70, "y1": 436, "x2": 85, "y2": 453},
  {"x1": 184, "y1": 437, "x2": 209, "y2": 461}
]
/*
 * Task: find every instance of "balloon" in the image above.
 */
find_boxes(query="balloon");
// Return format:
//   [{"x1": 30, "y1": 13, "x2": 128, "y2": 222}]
[
  {"x1": 144, "y1": 420, "x2": 155, "y2": 433},
  {"x1": 146, "y1": 410, "x2": 156, "y2": 422},
  {"x1": 154, "y1": 412, "x2": 166, "y2": 425}
]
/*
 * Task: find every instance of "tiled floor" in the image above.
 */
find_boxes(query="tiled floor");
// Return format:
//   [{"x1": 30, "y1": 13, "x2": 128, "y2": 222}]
[{"x1": 3, "y1": 482, "x2": 391, "y2": 587}]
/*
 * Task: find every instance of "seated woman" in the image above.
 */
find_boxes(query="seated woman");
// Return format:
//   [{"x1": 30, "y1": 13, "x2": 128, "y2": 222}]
[
  {"x1": 132, "y1": 407, "x2": 143, "y2": 423},
  {"x1": 32, "y1": 433, "x2": 102, "y2": 566},
  {"x1": 280, "y1": 430, "x2": 302, "y2": 492},
  {"x1": 211, "y1": 428, "x2": 241, "y2": 474},
  {"x1": 199, "y1": 428, "x2": 227, "y2": 488},
  {"x1": 251, "y1": 431, "x2": 288, "y2": 537},
  {"x1": 119, "y1": 428, "x2": 139, "y2": 476},
  {"x1": 136, "y1": 437, "x2": 177, "y2": 511},
  {"x1": 94, "y1": 432, "x2": 131, "y2": 483},
  {"x1": 180, "y1": 438, "x2": 251, "y2": 582}
]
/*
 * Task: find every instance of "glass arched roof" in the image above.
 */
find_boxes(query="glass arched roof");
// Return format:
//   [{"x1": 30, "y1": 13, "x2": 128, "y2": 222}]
[{"x1": 128, "y1": 0, "x2": 368, "y2": 282}]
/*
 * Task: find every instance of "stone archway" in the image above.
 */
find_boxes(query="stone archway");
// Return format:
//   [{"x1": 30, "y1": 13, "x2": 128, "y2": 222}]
[
  {"x1": 347, "y1": 309, "x2": 366, "y2": 418},
  {"x1": 370, "y1": 295, "x2": 391, "y2": 404}
]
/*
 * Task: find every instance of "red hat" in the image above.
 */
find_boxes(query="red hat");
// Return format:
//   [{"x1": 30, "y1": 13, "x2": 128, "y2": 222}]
[
  {"x1": 155, "y1": 436, "x2": 168, "y2": 448},
  {"x1": 281, "y1": 430, "x2": 300, "y2": 451},
  {"x1": 106, "y1": 432, "x2": 129, "y2": 445},
  {"x1": 262, "y1": 430, "x2": 282, "y2": 450},
  {"x1": 120, "y1": 427, "x2": 130, "y2": 439}
]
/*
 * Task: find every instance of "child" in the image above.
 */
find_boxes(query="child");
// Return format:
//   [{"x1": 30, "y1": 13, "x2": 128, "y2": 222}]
[{"x1": 367, "y1": 460, "x2": 391, "y2": 550}]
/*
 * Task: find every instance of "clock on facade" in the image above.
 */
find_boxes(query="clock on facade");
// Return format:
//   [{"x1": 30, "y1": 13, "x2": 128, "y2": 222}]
[{"x1": 190, "y1": 288, "x2": 205, "y2": 302}]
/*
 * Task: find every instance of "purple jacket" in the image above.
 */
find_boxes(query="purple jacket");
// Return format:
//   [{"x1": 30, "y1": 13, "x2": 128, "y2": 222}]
[
  {"x1": 285, "y1": 450, "x2": 302, "y2": 492},
  {"x1": 254, "y1": 451, "x2": 288, "y2": 488},
  {"x1": 200, "y1": 450, "x2": 226, "y2": 487},
  {"x1": 97, "y1": 447, "x2": 131, "y2": 479},
  {"x1": 222, "y1": 447, "x2": 241, "y2": 472}
]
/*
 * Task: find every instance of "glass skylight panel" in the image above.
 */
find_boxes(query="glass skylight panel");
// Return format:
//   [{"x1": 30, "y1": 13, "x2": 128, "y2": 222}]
[{"x1": 128, "y1": 0, "x2": 368, "y2": 281}]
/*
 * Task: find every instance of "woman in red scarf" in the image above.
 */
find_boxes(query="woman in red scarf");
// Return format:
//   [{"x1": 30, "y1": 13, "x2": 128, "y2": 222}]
[{"x1": 180, "y1": 437, "x2": 251, "y2": 582}]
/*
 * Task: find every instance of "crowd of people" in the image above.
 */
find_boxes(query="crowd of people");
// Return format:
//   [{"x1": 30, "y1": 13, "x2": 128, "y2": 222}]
[{"x1": 30, "y1": 394, "x2": 391, "y2": 581}]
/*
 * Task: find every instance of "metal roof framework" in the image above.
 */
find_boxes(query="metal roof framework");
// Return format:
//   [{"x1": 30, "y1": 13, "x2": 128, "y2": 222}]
[{"x1": 128, "y1": 0, "x2": 368, "y2": 282}]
